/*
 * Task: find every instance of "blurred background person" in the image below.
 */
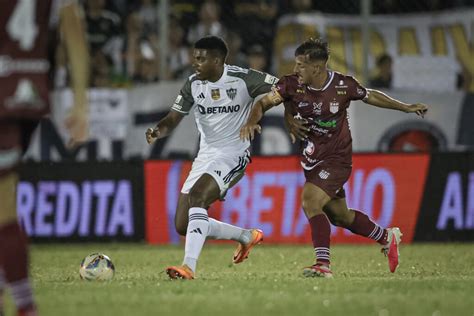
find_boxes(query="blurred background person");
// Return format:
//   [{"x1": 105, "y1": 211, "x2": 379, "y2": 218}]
[{"x1": 369, "y1": 53, "x2": 393, "y2": 89}]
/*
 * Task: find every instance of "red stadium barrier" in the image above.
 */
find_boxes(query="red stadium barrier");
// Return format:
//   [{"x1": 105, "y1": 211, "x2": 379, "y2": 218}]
[{"x1": 145, "y1": 154, "x2": 430, "y2": 244}]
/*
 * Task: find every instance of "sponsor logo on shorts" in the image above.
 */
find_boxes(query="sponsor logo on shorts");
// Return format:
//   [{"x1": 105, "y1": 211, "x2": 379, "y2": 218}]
[{"x1": 319, "y1": 170, "x2": 330, "y2": 179}]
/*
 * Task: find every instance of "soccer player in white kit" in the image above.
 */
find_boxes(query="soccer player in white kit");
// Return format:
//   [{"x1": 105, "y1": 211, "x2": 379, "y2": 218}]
[{"x1": 146, "y1": 36, "x2": 278, "y2": 279}]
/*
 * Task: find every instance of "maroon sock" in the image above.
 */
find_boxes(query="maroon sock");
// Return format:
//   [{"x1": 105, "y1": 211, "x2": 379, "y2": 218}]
[
  {"x1": 0, "y1": 222, "x2": 35, "y2": 311},
  {"x1": 308, "y1": 214, "x2": 331, "y2": 265},
  {"x1": 347, "y1": 210, "x2": 388, "y2": 244}
]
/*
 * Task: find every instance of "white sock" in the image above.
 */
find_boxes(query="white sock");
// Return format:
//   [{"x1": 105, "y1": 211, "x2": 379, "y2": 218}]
[
  {"x1": 183, "y1": 207, "x2": 209, "y2": 272},
  {"x1": 208, "y1": 218, "x2": 252, "y2": 244},
  {"x1": 9, "y1": 278, "x2": 35, "y2": 310}
]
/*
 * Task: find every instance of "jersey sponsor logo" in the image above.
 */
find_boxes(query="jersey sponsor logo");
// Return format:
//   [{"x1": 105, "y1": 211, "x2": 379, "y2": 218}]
[
  {"x1": 264, "y1": 74, "x2": 279, "y2": 85},
  {"x1": 329, "y1": 100, "x2": 339, "y2": 113},
  {"x1": 0, "y1": 56, "x2": 50, "y2": 77},
  {"x1": 5, "y1": 79, "x2": 44, "y2": 109},
  {"x1": 304, "y1": 141, "x2": 315, "y2": 155},
  {"x1": 357, "y1": 88, "x2": 365, "y2": 95},
  {"x1": 335, "y1": 80, "x2": 348, "y2": 89},
  {"x1": 226, "y1": 88, "x2": 237, "y2": 100},
  {"x1": 316, "y1": 119, "x2": 336, "y2": 128},
  {"x1": 337, "y1": 90, "x2": 347, "y2": 95},
  {"x1": 198, "y1": 104, "x2": 241, "y2": 115},
  {"x1": 313, "y1": 102, "x2": 322, "y2": 115},
  {"x1": 298, "y1": 101, "x2": 310, "y2": 108},
  {"x1": 296, "y1": 88, "x2": 305, "y2": 94},
  {"x1": 211, "y1": 89, "x2": 220, "y2": 100},
  {"x1": 174, "y1": 95, "x2": 183, "y2": 104},
  {"x1": 319, "y1": 170, "x2": 330, "y2": 179}
]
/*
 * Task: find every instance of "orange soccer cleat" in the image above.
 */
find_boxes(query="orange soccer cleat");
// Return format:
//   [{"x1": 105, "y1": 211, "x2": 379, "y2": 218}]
[
  {"x1": 166, "y1": 264, "x2": 195, "y2": 280},
  {"x1": 233, "y1": 229, "x2": 264, "y2": 264}
]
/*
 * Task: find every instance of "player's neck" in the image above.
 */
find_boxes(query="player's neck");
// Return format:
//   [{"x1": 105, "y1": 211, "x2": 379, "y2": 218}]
[
  {"x1": 309, "y1": 71, "x2": 329, "y2": 90},
  {"x1": 207, "y1": 66, "x2": 225, "y2": 83}
]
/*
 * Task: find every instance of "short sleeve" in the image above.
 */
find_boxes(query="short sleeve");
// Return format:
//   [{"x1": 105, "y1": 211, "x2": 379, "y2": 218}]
[
  {"x1": 171, "y1": 79, "x2": 194, "y2": 115},
  {"x1": 244, "y1": 69, "x2": 278, "y2": 98},
  {"x1": 274, "y1": 76, "x2": 292, "y2": 101},
  {"x1": 347, "y1": 76, "x2": 368, "y2": 101}
]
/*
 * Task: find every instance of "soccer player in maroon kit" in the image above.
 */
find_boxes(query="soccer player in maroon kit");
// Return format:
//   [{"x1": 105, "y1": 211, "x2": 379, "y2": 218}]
[
  {"x1": 240, "y1": 38, "x2": 428, "y2": 278},
  {"x1": 0, "y1": 1, "x2": 89, "y2": 314}
]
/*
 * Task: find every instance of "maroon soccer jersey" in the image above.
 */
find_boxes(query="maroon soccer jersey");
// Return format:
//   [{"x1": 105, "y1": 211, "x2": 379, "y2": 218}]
[
  {"x1": 0, "y1": 0, "x2": 54, "y2": 120},
  {"x1": 275, "y1": 71, "x2": 368, "y2": 170}
]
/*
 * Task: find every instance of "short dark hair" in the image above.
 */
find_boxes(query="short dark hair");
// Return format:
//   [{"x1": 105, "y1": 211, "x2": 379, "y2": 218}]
[
  {"x1": 295, "y1": 38, "x2": 329, "y2": 62},
  {"x1": 376, "y1": 53, "x2": 392, "y2": 66},
  {"x1": 194, "y1": 36, "x2": 228, "y2": 60}
]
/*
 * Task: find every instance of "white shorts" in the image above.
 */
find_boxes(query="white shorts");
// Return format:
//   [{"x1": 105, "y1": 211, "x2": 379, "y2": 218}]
[{"x1": 181, "y1": 149, "x2": 251, "y2": 199}]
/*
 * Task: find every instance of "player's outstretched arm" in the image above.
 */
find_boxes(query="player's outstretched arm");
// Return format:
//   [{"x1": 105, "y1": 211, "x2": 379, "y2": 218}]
[
  {"x1": 365, "y1": 89, "x2": 428, "y2": 118},
  {"x1": 240, "y1": 93, "x2": 279, "y2": 141},
  {"x1": 146, "y1": 111, "x2": 185, "y2": 144}
]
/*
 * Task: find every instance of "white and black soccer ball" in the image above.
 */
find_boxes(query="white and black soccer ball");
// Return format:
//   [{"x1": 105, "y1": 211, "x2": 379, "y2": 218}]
[{"x1": 79, "y1": 253, "x2": 115, "y2": 281}]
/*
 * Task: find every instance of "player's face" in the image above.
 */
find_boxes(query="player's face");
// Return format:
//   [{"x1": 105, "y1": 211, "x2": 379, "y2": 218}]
[
  {"x1": 293, "y1": 55, "x2": 314, "y2": 85},
  {"x1": 192, "y1": 49, "x2": 218, "y2": 80}
]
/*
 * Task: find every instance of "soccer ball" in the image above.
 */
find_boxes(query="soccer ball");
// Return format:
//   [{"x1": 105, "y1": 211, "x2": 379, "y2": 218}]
[{"x1": 79, "y1": 253, "x2": 115, "y2": 281}]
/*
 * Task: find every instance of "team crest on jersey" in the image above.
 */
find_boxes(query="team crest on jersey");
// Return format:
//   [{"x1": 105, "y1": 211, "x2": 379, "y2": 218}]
[
  {"x1": 329, "y1": 100, "x2": 339, "y2": 113},
  {"x1": 226, "y1": 88, "x2": 237, "y2": 100},
  {"x1": 211, "y1": 89, "x2": 220, "y2": 100}
]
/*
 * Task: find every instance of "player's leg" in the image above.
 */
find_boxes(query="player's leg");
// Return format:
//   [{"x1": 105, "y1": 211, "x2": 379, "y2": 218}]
[
  {"x1": 0, "y1": 121, "x2": 37, "y2": 315},
  {"x1": 167, "y1": 173, "x2": 221, "y2": 279},
  {"x1": 323, "y1": 198, "x2": 402, "y2": 272},
  {"x1": 300, "y1": 182, "x2": 333, "y2": 277},
  {"x1": 174, "y1": 193, "x2": 190, "y2": 236}
]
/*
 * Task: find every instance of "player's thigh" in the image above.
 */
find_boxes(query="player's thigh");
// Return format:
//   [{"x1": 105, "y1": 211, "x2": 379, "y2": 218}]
[
  {"x1": 188, "y1": 173, "x2": 221, "y2": 207},
  {"x1": 323, "y1": 198, "x2": 353, "y2": 226},
  {"x1": 301, "y1": 182, "x2": 331, "y2": 218},
  {"x1": 174, "y1": 193, "x2": 190, "y2": 235}
]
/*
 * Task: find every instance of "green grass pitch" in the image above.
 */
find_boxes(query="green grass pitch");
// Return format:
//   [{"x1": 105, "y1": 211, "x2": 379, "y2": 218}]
[{"x1": 3, "y1": 243, "x2": 474, "y2": 316}]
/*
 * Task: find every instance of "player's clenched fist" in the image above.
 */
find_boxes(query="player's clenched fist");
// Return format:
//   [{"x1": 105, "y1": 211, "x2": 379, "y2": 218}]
[
  {"x1": 146, "y1": 127, "x2": 160, "y2": 144},
  {"x1": 240, "y1": 124, "x2": 262, "y2": 141}
]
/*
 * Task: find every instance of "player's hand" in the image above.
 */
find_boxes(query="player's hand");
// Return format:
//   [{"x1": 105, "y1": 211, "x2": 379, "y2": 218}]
[
  {"x1": 64, "y1": 106, "x2": 89, "y2": 148},
  {"x1": 406, "y1": 103, "x2": 428, "y2": 118},
  {"x1": 240, "y1": 123, "x2": 261, "y2": 141},
  {"x1": 146, "y1": 127, "x2": 160, "y2": 144},
  {"x1": 285, "y1": 116, "x2": 310, "y2": 143}
]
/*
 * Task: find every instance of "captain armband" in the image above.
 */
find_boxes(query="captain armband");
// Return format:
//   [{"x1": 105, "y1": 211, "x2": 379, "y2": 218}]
[{"x1": 269, "y1": 87, "x2": 284, "y2": 105}]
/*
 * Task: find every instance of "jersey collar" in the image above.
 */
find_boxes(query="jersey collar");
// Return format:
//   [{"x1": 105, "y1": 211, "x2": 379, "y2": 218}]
[{"x1": 307, "y1": 71, "x2": 334, "y2": 91}]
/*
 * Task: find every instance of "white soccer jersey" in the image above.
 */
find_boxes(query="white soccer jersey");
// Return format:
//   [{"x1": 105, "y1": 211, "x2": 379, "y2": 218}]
[{"x1": 171, "y1": 65, "x2": 278, "y2": 154}]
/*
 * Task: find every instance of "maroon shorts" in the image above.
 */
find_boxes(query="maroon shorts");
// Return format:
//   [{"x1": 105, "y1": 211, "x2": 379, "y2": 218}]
[
  {"x1": 303, "y1": 160, "x2": 352, "y2": 199},
  {"x1": 0, "y1": 120, "x2": 39, "y2": 176}
]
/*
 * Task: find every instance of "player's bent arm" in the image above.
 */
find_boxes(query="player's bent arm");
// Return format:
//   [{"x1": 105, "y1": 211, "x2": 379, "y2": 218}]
[
  {"x1": 364, "y1": 89, "x2": 410, "y2": 112},
  {"x1": 246, "y1": 91, "x2": 282, "y2": 125}
]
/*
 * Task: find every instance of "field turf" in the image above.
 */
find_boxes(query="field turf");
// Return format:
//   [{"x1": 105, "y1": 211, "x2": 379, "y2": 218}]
[{"x1": 3, "y1": 243, "x2": 473, "y2": 316}]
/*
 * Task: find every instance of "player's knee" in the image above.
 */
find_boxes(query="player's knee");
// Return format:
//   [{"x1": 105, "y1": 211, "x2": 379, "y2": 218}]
[
  {"x1": 187, "y1": 191, "x2": 208, "y2": 208},
  {"x1": 175, "y1": 223, "x2": 187, "y2": 236},
  {"x1": 328, "y1": 213, "x2": 352, "y2": 227},
  {"x1": 302, "y1": 198, "x2": 324, "y2": 218}
]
